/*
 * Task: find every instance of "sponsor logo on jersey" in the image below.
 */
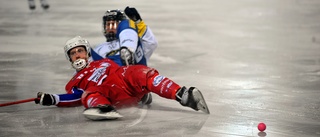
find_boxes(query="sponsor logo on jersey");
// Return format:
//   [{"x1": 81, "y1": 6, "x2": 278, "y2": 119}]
[
  {"x1": 153, "y1": 75, "x2": 165, "y2": 87},
  {"x1": 87, "y1": 63, "x2": 110, "y2": 83},
  {"x1": 164, "y1": 81, "x2": 173, "y2": 93},
  {"x1": 160, "y1": 79, "x2": 169, "y2": 94},
  {"x1": 100, "y1": 63, "x2": 110, "y2": 67}
]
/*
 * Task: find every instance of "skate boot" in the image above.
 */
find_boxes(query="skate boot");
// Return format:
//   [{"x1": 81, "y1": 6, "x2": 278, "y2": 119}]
[
  {"x1": 176, "y1": 87, "x2": 210, "y2": 114},
  {"x1": 83, "y1": 105, "x2": 123, "y2": 120},
  {"x1": 40, "y1": 0, "x2": 50, "y2": 10},
  {"x1": 28, "y1": 0, "x2": 36, "y2": 10},
  {"x1": 139, "y1": 93, "x2": 152, "y2": 105}
]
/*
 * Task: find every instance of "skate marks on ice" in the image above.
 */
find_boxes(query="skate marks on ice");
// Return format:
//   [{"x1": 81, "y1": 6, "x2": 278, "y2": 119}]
[
  {"x1": 0, "y1": 97, "x2": 209, "y2": 136},
  {"x1": 117, "y1": 104, "x2": 210, "y2": 136},
  {"x1": 122, "y1": 106, "x2": 149, "y2": 128}
]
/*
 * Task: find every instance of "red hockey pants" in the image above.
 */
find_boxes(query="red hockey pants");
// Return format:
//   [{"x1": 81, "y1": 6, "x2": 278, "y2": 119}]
[{"x1": 81, "y1": 65, "x2": 181, "y2": 108}]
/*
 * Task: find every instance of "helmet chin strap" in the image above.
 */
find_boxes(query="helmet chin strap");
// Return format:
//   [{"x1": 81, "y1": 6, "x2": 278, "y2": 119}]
[{"x1": 72, "y1": 59, "x2": 87, "y2": 71}]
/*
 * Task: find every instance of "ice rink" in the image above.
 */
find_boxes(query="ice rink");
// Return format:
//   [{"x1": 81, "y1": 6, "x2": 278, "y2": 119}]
[{"x1": 1, "y1": 0, "x2": 320, "y2": 136}]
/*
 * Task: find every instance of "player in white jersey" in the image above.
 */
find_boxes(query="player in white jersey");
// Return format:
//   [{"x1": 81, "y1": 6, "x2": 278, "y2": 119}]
[
  {"x1": 89, "y1": 7, "x2": 158, "y2": 105},
  {"x1": 91, "y1": 7, "x2": 158, "y2": 65}
]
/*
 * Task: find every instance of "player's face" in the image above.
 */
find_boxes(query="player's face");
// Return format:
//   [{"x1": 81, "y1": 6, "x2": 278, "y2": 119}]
[
  {"x1": 105, "y1": 20, "x2": 119, "y2": 34},
  {"x1": 69, "y1": 46, "x2": 87, "y2": 62}
]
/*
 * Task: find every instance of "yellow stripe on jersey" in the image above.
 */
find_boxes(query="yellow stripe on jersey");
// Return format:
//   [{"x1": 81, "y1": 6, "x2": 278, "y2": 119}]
[
  {"x1": 128, "y1": 20, "x2": 147, "y2": 38},
  {"x1": 136, "y1": 20, "x2": 147, "y2": 38},
  {"x1": 129, "y1": 20, "x2": 136, "y2": 30}
]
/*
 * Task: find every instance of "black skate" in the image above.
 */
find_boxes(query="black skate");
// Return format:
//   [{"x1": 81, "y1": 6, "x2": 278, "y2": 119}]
[
  {"x1": 40, "y1": 0, "x2": 50, "y2": 10},
  {"x1": 176, "y1": 87, "x2": 210, "y2": 114},
  {"x1": 139, "y1": 93, "x2": 152, "y2": 105},
  {"x1": 28, "y1": 0, "x2": 36, "y2": 10},
  {"x1": 83, "y1": 105, "x2": 123, "y2": 120}
]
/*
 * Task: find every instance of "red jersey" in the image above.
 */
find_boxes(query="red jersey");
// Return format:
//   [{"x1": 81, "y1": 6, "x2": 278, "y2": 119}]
[
  {"x1": 56, "y1": 58, "x2": 180, "y2": 108},
  {"x1": 55, "y1": 58, "x2": 120, "y2": 107},
  {"x1": 65, "y1": 58, "x2": 120, "y2": 93}
]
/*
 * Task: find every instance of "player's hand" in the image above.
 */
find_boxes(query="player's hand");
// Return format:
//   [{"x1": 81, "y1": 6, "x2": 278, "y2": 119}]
[
  {"x1": 120, "y1": 47, "x2": 135, "y2": 65},
  {"x1": 124, "y1": 6, "x2": 142, "y2": 22},
  {"x1": 34, "y1": 92, "x2": 57, "y2": 106}
]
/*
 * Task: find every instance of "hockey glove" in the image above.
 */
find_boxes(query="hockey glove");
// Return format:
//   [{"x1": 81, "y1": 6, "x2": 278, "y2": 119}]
[
  {"x1": 34, "y1": 92, "x2": 58, "y2": 106},
  {"x1": 124, "y1": 6, "x2": 142, "y2": 22},
  {"x1": 120, "y1": 47, "x2": 135, "y2": 65}
]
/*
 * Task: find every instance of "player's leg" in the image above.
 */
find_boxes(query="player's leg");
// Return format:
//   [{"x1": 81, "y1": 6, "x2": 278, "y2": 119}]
[
  {"x1": 28, "y1": 0, "x2": 36, "y2": 10},
  {"x1": 175, "y1": 86, "x2": 210, "y2": 114},
  {"x1": 40, "y1": 0, "x2": 49, "y2": 10},
  {"x1": 81, "y1": 87, "x2": 123, "y2": 120},
  {"x1": 140, "y1": 92, "x2": 152, "y2": 105},
  {"x1": 144, "y1": 67, "x2": 210, "y2": 114}
]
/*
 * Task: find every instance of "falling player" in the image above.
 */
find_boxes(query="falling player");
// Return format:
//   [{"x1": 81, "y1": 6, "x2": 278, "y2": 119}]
[
  {"x1": 35, "y1": 36, "x2": 210, "y2": 120},
  {"x1": 86, "y1": 7, "x2": 158, "y2": 105}
]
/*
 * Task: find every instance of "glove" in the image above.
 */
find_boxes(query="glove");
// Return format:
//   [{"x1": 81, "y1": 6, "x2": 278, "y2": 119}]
[
  {"x1": 120, "y1": 47, "x2": 135, "y2": 65},
  {"x1": 34, "y1": 92, "x2": 57, "y2": 106},
  {"x1": 124, "y1": 6, "x2": 142, "y2": 22}
]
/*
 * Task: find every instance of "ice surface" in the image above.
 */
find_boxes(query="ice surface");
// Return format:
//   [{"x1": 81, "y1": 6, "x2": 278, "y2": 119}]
[{"x1": 1, "y1": 0, "x2": 320, "y2": 137}]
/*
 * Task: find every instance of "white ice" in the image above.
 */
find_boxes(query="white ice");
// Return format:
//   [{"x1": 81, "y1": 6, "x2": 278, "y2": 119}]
[{"x1": 0, "y1": 0, "x2": 320, "y2": 137}]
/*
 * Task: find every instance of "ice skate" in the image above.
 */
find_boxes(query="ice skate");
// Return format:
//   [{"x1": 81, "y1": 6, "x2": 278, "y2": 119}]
[
  {"x1": 139, "y1": 93, "x2": 152, "y2": 105},
  {"x1": 40, "y1": 0, "x2": 50, "y2": 10},
  {"x1": 83, "y1": 105, "x2": 123, "y2": 120},
  {"x1": 28, "y1": 0, "x2": 36, "y2": 10},
  {"x1": 176, "y1": 87, "x2": 210, "y2": 114}
]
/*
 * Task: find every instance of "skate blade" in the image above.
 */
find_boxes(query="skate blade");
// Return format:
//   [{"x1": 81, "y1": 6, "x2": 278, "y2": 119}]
[
  {"x1": 193, "y1": 88, "x2": 210, "y2": 114},
  {"x1": 83, "y1": 109, "x2": 123, "y2": 120}
]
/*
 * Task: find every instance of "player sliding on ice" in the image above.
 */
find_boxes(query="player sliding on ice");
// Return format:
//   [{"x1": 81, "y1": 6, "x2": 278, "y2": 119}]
[{"x1": 35, "y1": 36, "x2": 210, "y2": 120}]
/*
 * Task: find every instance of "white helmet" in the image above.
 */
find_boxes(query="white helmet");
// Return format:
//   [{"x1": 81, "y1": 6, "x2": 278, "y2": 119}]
[{"x1": 64, "y1": 36, "x2": 91, "y2": 62}]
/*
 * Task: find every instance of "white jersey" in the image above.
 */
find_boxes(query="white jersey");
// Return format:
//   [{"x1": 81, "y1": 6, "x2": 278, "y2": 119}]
[
  {"x1": 94, "y1": 40, "x2": 121, "y2": 58},
  {"x1": 138, "y1": 25, "x2": 158, "y2": 60},
  {"x1": 93, "y1": 20, "x2": 158, "y2": 61}
]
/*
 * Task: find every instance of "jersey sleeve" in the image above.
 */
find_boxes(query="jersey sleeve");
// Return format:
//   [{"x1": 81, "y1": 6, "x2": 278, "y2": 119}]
[
  {"x1": 121, "y1": 19, "x2": 158, "y2": 60},
  {"x1": 90, "y1": 48, "x2": 104, "y2": 61},
  {"x1": 55, "y1": 87, "x2": 84, "y2": 107},
  {"x1": 93, "y1": 41, "x2": 124, "y2": 66},
  {"x1": 117, "y1": 20, "x2": 139, "y2": 52},
  {"x1": 138, "y1": 23, "x2": 158, "y2": 60}
]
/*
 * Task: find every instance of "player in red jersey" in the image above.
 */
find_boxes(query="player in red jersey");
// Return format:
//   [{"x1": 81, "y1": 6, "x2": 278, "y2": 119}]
[{"x1": 35, "y1": 36, "x2": 209, "y2": 120}]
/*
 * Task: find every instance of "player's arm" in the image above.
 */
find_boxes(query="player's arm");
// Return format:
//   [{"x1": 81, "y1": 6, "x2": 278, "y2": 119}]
[
  {"x1": 35, "y1": 87, "x2": 84, "y2": 107},
  {"x1": 117, "y1": 20, "x2": 139, "y2": 65},
  {"x1": 90, "y1": 47, "x2": 104, "y2": 61},
  {"x1": 93, "y1": 42, "x2": 124, "y2": 65},
  {"x1": 125, "y1": 6, "x2": 158, "y2": 60},
  {"x1": 117, "y1": 20, "x2": 139, "y2": 52},
  {"x1": 139, "y1": 25, "x2": 158, "y2": 60}
]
